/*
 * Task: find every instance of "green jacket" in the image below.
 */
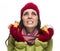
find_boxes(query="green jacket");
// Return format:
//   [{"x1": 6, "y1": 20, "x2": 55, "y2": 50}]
[{"x1": 8, "y1": 35, "x2": 53, "y2": 51}]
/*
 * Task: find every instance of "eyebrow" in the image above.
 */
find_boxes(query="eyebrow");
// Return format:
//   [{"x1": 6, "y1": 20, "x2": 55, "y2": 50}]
[
  {"x1": 23, "y1": 12, "x2": 28, "y2": 15},
  {"x1": 32, "y1": 12, "x2": 37, "y2": 15}
]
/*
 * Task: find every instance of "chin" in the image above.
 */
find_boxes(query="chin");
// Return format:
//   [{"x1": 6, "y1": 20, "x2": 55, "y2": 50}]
[{"x1": 26, "y1": 25, "x2": 36, "y2": 28}]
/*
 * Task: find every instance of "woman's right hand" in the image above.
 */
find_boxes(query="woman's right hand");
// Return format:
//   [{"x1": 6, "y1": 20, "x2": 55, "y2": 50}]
[
  {"x1": 8, "y1": 21, "x2": 19, "y2": 29},
  {"x1": 8, "y1": 24, "x2": 13, "y2": 29}
]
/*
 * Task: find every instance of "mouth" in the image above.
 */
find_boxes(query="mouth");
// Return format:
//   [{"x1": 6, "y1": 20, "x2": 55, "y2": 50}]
[{"x1": 27, "y1": 21, "x2": 33, "y2": 24}]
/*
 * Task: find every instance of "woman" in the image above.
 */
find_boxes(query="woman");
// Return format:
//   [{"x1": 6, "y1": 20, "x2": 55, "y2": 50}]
[{"x1": 7, "y1": 2, "x2": 54, "y2": 51}]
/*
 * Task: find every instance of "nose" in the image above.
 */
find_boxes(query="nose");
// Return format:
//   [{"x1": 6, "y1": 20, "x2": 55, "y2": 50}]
[{"x1": 28, "y1": 14, "x2": 32, "y2": 19}]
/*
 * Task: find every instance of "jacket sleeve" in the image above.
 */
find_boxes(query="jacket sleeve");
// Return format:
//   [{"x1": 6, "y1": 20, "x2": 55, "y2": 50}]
[
  {"x1": 45, "y1": 39, "x2": 53, "y2": 51},
  {"x1": 8, "y1": 35, "x2": 15, "y2": 51}
]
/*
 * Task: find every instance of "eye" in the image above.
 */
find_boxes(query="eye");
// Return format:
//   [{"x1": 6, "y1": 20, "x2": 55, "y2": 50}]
[
  {"x1": 23, "y1": 12, "x2": 28, "y2": 16},
  {"x1": 32, "y1": 12, "x2": 37, "y2": 16}
]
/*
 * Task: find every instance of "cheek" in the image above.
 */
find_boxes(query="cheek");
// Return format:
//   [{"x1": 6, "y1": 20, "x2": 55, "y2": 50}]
[
  {"x1": 22, "y1": 17, "x2": 27, "y2": 24},
  {"x1": 34, "y1": 19, "x2": 38, "y2": 26},
  {"x1": 34, "y1": 17, "x2": 38, "y2": 24}
]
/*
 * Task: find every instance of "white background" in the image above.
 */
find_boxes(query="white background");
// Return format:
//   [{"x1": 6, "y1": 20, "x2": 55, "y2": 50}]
[{"x1": 0, "y1": 0, "x2": 60, "y2": 51}]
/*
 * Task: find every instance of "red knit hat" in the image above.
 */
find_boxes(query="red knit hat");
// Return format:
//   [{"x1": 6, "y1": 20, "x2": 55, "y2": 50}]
[{"x1": 21, "y1": 2, "x2": 40, "y2": 17}]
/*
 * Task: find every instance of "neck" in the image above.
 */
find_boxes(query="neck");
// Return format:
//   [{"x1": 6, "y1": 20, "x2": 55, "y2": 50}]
[{"x1": 25, "y1": 27, "x2": 35, "y2": 34}]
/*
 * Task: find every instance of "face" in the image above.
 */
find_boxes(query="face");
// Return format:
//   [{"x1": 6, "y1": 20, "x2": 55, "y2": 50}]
[{"x1": 22, "y1": 9, "x2": 38, "y2": 28}]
